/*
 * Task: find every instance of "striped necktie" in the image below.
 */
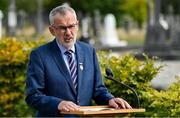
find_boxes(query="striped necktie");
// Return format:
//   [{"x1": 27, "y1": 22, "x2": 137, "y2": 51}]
[{"x1": 65, "y1": 50, "x2": 78, "y2": 89}]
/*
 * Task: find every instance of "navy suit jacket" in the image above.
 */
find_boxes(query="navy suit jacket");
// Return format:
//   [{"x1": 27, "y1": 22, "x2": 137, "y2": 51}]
[{"x1": 25, "y1": 39, "x2": 114, "y2": 117}]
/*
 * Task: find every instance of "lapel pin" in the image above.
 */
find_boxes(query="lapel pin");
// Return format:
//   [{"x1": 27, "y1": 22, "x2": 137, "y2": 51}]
[{"x1": 79, "y1": 63, "x2": 83, "y2": 71}]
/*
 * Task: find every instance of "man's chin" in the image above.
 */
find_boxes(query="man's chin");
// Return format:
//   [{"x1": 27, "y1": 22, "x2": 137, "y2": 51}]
[{"x1": 64, "y1": 42, "x2": 74, "y2": 49}]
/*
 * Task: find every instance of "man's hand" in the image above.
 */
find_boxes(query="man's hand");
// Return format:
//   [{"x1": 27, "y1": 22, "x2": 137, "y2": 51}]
[
  {"x1": 58, "y1": 101, "x2": 80, "y2": 111},
  {"x1": 109, "y1": 98, "x2": 132, "y2": 109}
]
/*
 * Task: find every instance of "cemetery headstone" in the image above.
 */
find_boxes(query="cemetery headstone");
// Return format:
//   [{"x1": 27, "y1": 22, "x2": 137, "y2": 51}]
[
  {"x1": 102, "y1": 14, "x2": 127, "y2": 47},
  {"x1": 0, "y1": 10, "x2": 3, "y2": 39},
  {"x1": 145, "y1": 0, "x2": 170, "y2": 54},
  {"x1": 37, "y1": 0, "x2": 44, "y2": 35},
  {"x1": 17, "y1": 10, "x2": 26, "y2": 29},
  {"x1": 93, "y1": 10, "x2": 102, "y2": 40},
  {"x1": 79, "y1": 15, "x2": 92, "y2": 44},
  {"x1": 8, "y1": 0, "x2": 17, "y2": 36}
]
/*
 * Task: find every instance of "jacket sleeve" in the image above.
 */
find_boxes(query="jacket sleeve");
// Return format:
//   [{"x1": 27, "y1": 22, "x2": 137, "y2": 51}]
[
  {"x1": 25, "y1": 50, "x2": 62, "y2": 116},
  {"x1": 92, "y1": 48, "x2": 114, "y2": 105}
]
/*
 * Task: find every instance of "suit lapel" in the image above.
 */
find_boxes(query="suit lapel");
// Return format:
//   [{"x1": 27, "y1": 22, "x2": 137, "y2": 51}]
[
  {"x1": 50, "y1": 40, "x2": 76, "y2": 95},
  {"x1": 75, "y1": 42, "x2": 84, "y2": 95}
]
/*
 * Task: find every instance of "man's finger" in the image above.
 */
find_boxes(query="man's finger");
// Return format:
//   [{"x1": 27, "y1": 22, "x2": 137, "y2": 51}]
[
  {"x1": 114, "y1": 98, "x2": 126, "y2": 109},
  {"x1": 109, "y1": 98, "x2": 132, "y2": 109},
  {"x1": 109, "y1": 99, "x2": 119, "y2": 108},
  {"x1": 67, "y1": 102, "x2": 80, "y2": 111},
  {"x1": 123, "y1": 100, "x2": 132, "y2": 109},
  {"x1": 58, "y1": 101, "x2": 80, "y2": 111}
]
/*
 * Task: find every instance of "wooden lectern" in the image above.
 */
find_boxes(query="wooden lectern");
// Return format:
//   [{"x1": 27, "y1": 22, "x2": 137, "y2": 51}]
[{"x1": 61, "y1": 105, "x2": 145, "y2": 117}]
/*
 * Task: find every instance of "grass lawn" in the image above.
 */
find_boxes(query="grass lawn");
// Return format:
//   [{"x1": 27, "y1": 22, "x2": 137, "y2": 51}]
[{"x1": 117, "y1": 28, "x2": 145, "y2": 46}]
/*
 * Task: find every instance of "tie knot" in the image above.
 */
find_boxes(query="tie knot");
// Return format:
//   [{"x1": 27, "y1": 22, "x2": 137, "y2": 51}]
[{"x1": 64, "y1": 50, "x2": 73, "y2": 56}]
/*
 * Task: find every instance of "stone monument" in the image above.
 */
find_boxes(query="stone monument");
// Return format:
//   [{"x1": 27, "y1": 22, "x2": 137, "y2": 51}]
[
  {"x1": 144, "y1": 0, "x2": 171, "y2": 57},
  {"x1": 36, "y1": 0, "x2": 44, "y2": 35},
  {"x1": 8, "y1": 0, "x2": 17, "y2": 36},
  {"x1": 143, "y1": 0, "x2": 180, "y2": 59},
  {"x1": 0, "y1": 10, "x2": 3, "y2": 39},
  {"x1": 79, "y1": 15, "x2": 91, "y2": 44},
  {"x1": 17, "y1": 10, "x2": 26, "y2": 29},
  {"x1": 93, "y1": 10, "x2": 102, "y2": 41},
  {"x1": 102, "y1": 13, "x2": 127, "y2": 47}
]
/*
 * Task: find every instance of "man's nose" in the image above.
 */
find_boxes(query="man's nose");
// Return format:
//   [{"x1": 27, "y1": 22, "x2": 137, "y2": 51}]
[{"x1": 65, "y1": 28, "x2": 71, "y2": 34}]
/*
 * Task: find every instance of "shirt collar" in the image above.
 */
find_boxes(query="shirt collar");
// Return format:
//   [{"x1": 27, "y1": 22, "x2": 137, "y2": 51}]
[{"x1": 56, "y1": 39, "x2": 75, "y2": 54}]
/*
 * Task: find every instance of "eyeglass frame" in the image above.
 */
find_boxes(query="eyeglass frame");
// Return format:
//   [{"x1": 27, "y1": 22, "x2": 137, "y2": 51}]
[{"x1": 51, "y1": 22, "x2": 78, "y2": 32}]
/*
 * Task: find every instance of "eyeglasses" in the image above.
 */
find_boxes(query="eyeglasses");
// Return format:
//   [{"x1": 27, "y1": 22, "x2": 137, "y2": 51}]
[{"x1": 52, "y1": 23, "x2": 78, "y2": 32}]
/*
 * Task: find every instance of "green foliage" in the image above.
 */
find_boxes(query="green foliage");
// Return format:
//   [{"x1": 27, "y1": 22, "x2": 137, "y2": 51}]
[
  {"x1": 0, "y1": 0, "x2": 144, "y2": 27},
  {"x1": 121, "y1": 0, "x2": 147, "y2": 28},
  {"x1": 97, "y1": 51, "x2": 162, "y2": 107},
  {"x1": 162, "y1": 0, "x2": 180, "y2": 15},
  {"x1": 16, "y1": 0, "x2": 38, "y2": 14},
  {"x1": 97, "y1": 51, "x2": 180, "y2": 117},
  {"x1": 1, "y1": 0, "x2": 180, "y2": 27},
  {"x1": 0, "y1": 38, "x2": 180, "y2": 116},
  {"x1": 0, "y1": 37, "x2": 46, "y2": 116},
  {"x1": 70, "y1": 0, "x2": 125, "y2": 26},
  {"x1": 0, "y1": 0, "x2": 8, "y2": 12},
  {"x1": 147, "y1": 77, "x2": 180, "y2": 116}
]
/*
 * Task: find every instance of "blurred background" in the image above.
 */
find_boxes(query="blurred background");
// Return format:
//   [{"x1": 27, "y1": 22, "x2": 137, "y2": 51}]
[
  {"x1": 0, "y1": 0, "x2": 179, "y2": 49},
  {"x1": 0, "y1": 0, "x2": 148, "y2": 41},
  {"x1": 0, "y1": 0, "x2": 180, "y2": 116},
  {"x1": 1, "y1": 0, "x2": 179, "y2": 89}
]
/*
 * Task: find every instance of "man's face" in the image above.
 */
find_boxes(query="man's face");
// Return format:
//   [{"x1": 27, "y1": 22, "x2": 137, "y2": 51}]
[{"x1": 49, "y1": 11, "x2": 79, "y2": 49}]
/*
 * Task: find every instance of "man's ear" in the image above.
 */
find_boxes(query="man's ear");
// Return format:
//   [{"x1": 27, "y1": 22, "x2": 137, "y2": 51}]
[{"x1": 49, "y1": 26, "x2": 55, "y2": 36}]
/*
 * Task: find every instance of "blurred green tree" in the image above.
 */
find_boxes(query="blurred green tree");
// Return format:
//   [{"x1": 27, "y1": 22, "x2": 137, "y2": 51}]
[
  {"x1": 121, "y1": 0, "x2": 147, "y2": 28},
  {"x1": 0, "y1": 0, "x2": 179, "y2": 28}
]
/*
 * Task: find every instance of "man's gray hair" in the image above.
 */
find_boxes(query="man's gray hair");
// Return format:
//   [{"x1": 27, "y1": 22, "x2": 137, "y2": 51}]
[{"x1": 49, "y1": 5, "x2": 77, "y2": 25}]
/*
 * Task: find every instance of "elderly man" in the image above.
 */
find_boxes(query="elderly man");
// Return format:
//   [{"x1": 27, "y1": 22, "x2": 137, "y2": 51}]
[{"x1": 25, "y1": 5, "x2": 131, "y2": 117}]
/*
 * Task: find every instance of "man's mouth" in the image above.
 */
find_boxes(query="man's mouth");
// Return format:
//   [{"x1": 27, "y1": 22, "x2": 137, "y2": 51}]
[{"x1": 64, "y1": 37, "x2": 72, "y2": 42}]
